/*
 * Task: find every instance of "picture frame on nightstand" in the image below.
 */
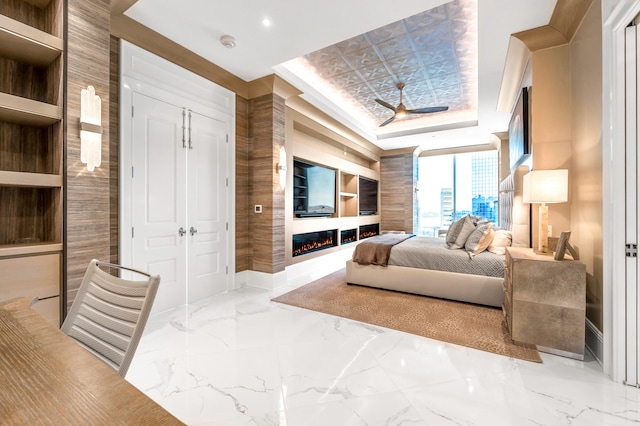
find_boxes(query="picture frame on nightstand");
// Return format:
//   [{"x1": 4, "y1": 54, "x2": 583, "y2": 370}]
[{"x1": 554, "y1": 231, "x2": 579, "y2": 260}]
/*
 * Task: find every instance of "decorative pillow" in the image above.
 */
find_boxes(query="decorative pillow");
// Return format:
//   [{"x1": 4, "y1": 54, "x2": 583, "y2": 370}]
[
  {"x1": 447, "y1": 215, "x2": 477, "y2": 249},
  {"x1": 465, "y1": 223, "x2": 495, "y2": 257},
  {"x1": 445, "y1": 216, "x2": 467, "y2": 247},
  {"x1": 487, "y1": 229, "x2": 513, "y2": 255}
]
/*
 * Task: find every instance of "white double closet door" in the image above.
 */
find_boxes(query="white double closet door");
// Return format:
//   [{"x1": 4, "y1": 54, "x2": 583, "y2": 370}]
[
  {"x1": 129, "y1": 93, "x2": 229, "y2": 312},
  {"x1": 120, "y1": 41, "x2": 234, "y2": 314}
]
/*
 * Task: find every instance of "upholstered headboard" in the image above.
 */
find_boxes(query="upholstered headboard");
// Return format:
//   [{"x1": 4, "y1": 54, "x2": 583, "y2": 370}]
[{"x1": 498, "y1": 165, "x2": 530, "y2": 248}]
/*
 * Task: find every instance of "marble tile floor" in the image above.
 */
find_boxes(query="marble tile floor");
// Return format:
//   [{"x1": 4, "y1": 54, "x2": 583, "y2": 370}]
[{"x1": 127, "y1": 283, "x2": 640, "y2": 426}]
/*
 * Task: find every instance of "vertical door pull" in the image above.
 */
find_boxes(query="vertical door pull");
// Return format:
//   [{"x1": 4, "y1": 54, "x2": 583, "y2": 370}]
[
  {"x1": 188, "y1": 110, "x2": 193, "y2": 149},
  {"x1": 181, "y1": 109, "x2": 186, "y2": 148}
]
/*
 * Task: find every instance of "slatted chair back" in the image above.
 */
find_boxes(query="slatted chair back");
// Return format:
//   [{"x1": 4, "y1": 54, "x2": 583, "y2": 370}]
[{"x1": 61, "y1": 259, "x2": 160, "y2": 377}]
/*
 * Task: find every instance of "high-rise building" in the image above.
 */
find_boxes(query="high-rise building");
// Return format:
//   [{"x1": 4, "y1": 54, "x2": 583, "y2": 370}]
[
  {"x1": 440, "y1": 188, "x2": 453, "y2": 227},
  {"x1": 471, "y1": 152, "x2": 498, "y2": 223}
]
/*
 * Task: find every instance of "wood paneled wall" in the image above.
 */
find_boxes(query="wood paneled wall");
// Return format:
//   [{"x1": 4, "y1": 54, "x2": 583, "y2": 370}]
[
  {"x1": 109, "y1": 36, "x2": 120, "y2": 266},
  {"x1": 380, "y1": 153, "x2": 417, "y2": 233},
  {"x1": 236, "y1": 96, "x2": 250, "y2": 272},
  {"x1": 65, "y1": 0, "x2": 111, "y2": 310},
  {"x1": 249, "y1": 93, "x2": 286, "y2": 274}
]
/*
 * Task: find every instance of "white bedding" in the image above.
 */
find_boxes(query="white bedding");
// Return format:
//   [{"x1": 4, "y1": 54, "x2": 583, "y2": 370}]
[
  {"x1": 387, "y1": 236, "x2": 505, "y2": 278},
  {"x1": 345, "y1": 165, "x2": 531, "y2": 308}
]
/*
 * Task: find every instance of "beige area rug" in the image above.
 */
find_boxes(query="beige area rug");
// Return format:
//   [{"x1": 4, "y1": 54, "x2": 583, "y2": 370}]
[{"x1": 272, "y1": 268, "x2": 541, "y2": 363}]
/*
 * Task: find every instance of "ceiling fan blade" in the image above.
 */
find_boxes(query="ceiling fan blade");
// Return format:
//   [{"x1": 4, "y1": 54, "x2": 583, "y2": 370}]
[
  {"x1": 375, "y1": 98, "x2": 397, "y2": 111},
  {"x1": 406, "y1": 106, "x2": 449, "y2": 114},
  {"x1": 379, "y1": 116, "x2": 396, "y2": 127}
]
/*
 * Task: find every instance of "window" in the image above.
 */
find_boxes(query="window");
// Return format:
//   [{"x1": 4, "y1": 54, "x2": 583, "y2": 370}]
[{"x1": 417, "y1": 151, "x2": 498, "y2": 236}]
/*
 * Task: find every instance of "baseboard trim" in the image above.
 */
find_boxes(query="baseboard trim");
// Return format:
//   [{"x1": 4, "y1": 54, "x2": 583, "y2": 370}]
[
  {"x1": 285, "y1": 248, "x2": 354, "y2": 288},
  {"x1": 244, "y1": 270, "x2": 288, "y2": 291},
  {"x1": 585, "y1": 318, "x2": 603, "y2": 365},
  {"x1": 240, "y1": 247, "x2": 355, "y2": 291},
  {"x1": 234, "y1": 270, "x2": 248, "y2": 290}
]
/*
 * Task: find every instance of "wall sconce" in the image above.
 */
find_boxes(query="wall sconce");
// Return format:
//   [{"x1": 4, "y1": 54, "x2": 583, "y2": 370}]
[
  {"x1": 80, "y1": 86, "x2": 103, "y2": 171},
  {"x1": 278, "y1": 146, "x2": 287, "y2": 189},
  {"x1": 523, "y1": 169, "x2": 568, "y2": 253}
]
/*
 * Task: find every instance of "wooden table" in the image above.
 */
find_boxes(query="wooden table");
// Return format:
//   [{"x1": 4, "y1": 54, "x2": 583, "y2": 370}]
[{"x1": 0, "y1": 298, "x2": 184, "y2": 425}]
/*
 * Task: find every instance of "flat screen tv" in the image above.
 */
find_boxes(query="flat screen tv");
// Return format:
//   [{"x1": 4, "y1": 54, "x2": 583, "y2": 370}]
[
  {"x1": 294, "y1": 160, "x2": 336, "y2": 218},
  {"x1": 359, "y1": 177, "x2": 378, "y2": 215}
]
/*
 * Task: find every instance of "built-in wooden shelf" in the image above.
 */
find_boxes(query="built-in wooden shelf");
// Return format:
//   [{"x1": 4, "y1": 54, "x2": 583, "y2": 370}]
[
  {"x1": 0, "y1": 0, "x2": 64, "y2": 327},
  {"x1": 340, "y1": 192, "x2": 357, "y2": 198},
  {"x1": 0, "y1": 14, "x2": 63, "y2": 66},
  {"x1": 0, "y1": 93, "x2": 62, "y2": 126},
  {"x1": 0, "y1": 242, "x2": 63, "y2": 258},
  {"x1": 22, "y1": 0, "x2": 54, "y2": 8},
  {"x1": 0, "y1": 170, "x2": 62, "y2": 187}
]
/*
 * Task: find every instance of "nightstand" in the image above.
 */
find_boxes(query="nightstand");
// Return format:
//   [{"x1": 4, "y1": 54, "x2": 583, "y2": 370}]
[{"x1": 504, "y1": 246, "x2": 586, "y2": 359}]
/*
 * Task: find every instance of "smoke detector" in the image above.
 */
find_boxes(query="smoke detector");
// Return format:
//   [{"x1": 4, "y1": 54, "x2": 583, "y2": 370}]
[{"x1": 220, "y1": 35, "x2": 236, "y2": 49}]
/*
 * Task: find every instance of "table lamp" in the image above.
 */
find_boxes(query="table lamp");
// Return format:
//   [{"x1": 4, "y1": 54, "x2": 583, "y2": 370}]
[{"x1": 523, "y1": 169, "x2": 568, "y2": 253}]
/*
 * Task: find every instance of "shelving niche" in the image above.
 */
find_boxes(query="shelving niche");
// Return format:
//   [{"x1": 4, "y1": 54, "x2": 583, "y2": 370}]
[
  {"x1": 0, "y1": 0, "x2": 64, "y2": 326},
  {"x1": 291, "y1": 158, "x2": 380, "y2": 262},
  {"x1": 339, "y1": 171, "x2": 358, "y2": 217}
]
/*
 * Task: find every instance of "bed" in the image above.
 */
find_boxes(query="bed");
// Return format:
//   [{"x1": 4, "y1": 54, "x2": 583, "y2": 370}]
[{"x1": 346, "y1": 165, "x2": 531, "y2": 307}]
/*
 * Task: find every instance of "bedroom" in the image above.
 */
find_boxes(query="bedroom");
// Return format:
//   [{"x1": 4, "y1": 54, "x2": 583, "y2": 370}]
[{"x1": 1, "y1": 0, "x2": 639, "y2": 423}]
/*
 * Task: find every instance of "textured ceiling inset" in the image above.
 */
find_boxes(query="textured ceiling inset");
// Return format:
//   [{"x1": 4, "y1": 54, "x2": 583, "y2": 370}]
[{"x1": 284, "y1": 0, "x2": 478, "y2": 137}]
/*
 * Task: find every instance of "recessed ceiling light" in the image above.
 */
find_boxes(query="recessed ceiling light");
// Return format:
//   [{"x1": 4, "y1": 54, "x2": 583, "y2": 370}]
[{"x1": 262, "y1": 17, "x2": 272, "y2": 27}]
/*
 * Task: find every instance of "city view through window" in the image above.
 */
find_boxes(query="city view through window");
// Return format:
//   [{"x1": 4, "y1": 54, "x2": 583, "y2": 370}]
[{"x1": 417, "y1": 151, "x2": 498, "y2": 237}]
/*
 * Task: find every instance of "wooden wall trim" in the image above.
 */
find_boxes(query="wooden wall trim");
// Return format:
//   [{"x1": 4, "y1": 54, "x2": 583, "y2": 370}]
[
  {"x1": 381, "y1": 146, "x2": 420, "y2": 157},
  {"x1": 247, "y1": 75, "x2": 302, "y2": 100},
  {"x1": 110, "y1": 14, "x2": 249, "y2": 98},
  {"x1": 110, "y1": 0, "x2": 137, "y2": 14},
  {"x1": 513, "y1": 26, "x2": 568, "y2": 52},
  {"x1": 497, "y1": 0, "x2": 593, "y2": 114},
  {"x1": 549, "y1": 0, "x2": 594, "y2": 42},
  {"x1": 287, "y1": 98, "x2": 382, "y2": 161}
]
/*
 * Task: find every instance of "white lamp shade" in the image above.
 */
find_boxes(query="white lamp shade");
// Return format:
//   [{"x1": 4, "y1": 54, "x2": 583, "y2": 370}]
[{"x1": 523, "y1": 169, "x2": 568, "y2": 204}]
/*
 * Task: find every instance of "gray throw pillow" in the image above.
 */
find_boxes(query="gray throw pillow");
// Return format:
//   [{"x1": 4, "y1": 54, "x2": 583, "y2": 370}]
[
  {"x1": 447, "y1": 215, "x2": 477, "y2": 249},
  {"x1": 445, "y1": 216, "x2": 467, "y2": 248}
]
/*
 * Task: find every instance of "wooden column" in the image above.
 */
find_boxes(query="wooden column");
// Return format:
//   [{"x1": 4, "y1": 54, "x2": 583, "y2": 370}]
[
  {"x1": 236, "y1": 95, "x2": 250, "y2": 272},
  {"x1": 109, "y1": 36, "x2": 119, "y2": 266},
  {"x1": 249, "y1": 93, "x2": 286, "y2": 274},
  {"x1": 65, "y1": 0, "x2": 111, "y2": 310},
  {"x1": 380, "y1": 151, "x2": 418, "y2": 233}
]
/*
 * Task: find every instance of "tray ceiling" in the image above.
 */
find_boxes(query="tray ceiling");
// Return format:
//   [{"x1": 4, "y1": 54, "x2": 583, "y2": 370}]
[
  {"x1": 282, "y1": 0, "x2": 478, "y2": 139},
  {"x1": 124, "y1": 0, "x2": 557, "y2": 150}
]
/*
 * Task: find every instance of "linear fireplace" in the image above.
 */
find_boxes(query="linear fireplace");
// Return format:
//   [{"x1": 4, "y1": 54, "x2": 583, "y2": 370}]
[
  {"x1": 292, "y1": 229, "x2": 338, "y2": 257},
  {"x1": 340, "y1": 228, "x2": 357, "y2": 245},
  {"x1": 359, "y1": 223, "x2": 379, "y2": 240}
]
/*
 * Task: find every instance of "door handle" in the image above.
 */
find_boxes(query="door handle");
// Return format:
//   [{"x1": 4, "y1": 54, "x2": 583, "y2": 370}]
[
  {"x1": 178, "y1": 227, "x2": 186, "y2": 237},
  {"x1": 190, "y1": 226, "x2": 198, "y2": 236}
]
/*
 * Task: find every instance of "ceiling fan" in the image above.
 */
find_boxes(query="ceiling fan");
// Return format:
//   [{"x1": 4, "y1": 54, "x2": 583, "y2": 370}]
[{"x1": 375, "y1": 83, "x2": 449, "y2": 127}]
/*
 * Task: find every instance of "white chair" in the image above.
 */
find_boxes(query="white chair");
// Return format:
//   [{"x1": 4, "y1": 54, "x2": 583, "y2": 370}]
[{"x1": 60, "y1": 259, "x2": 160, "y2": 377}]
